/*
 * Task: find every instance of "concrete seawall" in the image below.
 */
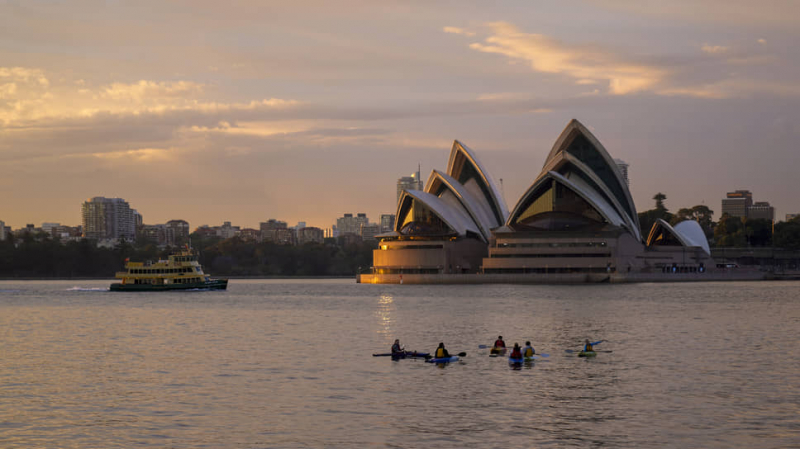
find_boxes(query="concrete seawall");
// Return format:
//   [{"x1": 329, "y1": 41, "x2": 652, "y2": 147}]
[{"x1": 357, "y1": 269, "x2": 767, "y2": 284}]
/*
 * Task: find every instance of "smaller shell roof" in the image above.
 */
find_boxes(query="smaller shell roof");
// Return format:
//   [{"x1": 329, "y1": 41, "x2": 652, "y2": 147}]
[
  {"x1": 396, "y1": 190, "x2": 483, "y2": 240},
  {"x1": 674, "y1": 220, "x2": 711, "y2": 255},
  {"x1": 647, "y1": 219, "x2": 711, "y2": 256}
]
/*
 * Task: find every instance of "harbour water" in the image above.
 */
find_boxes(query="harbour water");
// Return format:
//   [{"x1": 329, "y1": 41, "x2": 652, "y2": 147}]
[{"x1": 1, "y1": 279, "x2": 798, "y2": 448}]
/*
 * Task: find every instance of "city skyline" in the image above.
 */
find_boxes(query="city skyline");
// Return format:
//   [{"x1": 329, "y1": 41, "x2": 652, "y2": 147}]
[{"x1": 2, "y1": 1, "x2": 799, "y2": 229}]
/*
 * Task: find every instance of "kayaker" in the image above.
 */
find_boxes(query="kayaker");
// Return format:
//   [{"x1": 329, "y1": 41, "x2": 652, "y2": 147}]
[
  {"x1": 435, "y1": 342, "x2": 450, "y2": 358},
  {"x1": 391, "y1": 339, "x2": 404, "y2": 355},
  {"x1": 493, "y1": 336, "x2": 506, "y2": 348},
  {"x1": 583, "y1": 339, "x2": 593, "y2": 352},
  {"x1": 509, "y1": 343, "x2": 522, "y2": 359},
  {"x1": 523, "y1": 341, "x2": 535, "y2": 357}
]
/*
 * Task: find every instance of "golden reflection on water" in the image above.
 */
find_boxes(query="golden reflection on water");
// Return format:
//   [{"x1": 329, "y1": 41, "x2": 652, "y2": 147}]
[{"x1": 374, "y1": 294, "x2": 395, "y2": 342}]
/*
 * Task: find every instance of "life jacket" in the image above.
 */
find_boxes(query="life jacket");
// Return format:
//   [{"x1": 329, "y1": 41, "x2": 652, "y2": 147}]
[
  {"x1": 494, "y1": 340, "x2": 506, "y2": 348},
  {"x1": 391, "y1": 343, "x2": 402, "y2": 353},
  {"x1": 584, "y1": 343, "x2": 593, "y2": 352},
  {"x1": 523, "y1": 347, "x2": 534, "y2": 357},
  {"x1": 435, "y1": 347, "x2": 448, "y2": 358},
  {"x1": 510, "y1": 347, "x2": 522, "y2": 358}
]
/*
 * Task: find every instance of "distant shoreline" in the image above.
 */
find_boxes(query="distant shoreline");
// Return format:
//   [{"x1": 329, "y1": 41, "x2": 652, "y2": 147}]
[{"x1": 0, "y1": 276, "x2": 355, "y2": 281}]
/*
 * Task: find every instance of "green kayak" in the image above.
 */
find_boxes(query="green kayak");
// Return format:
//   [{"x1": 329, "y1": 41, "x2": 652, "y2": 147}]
[{"x1": 578, "y1": 351, "x2": 597, "y2": 357}]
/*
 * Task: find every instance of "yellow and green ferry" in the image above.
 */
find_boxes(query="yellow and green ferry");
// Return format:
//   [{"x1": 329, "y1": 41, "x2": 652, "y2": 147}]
[{"x1": 110, "y1": 249, "x2": 228, "y2": 291}]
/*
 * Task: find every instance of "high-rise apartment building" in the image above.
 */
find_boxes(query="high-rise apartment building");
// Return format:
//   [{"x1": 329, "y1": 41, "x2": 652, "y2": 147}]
[
  {"x1": 0, "y1": 220, "x2": 6, "y2": 241},
  {"x1": 614, "y1": 159, "x2": 630, "y2": 187},
  {"x1": 81, "y1": 197, "x2": 137, "y2": 242},
  {"x1": 721, "y1": 190, "x2": 753, "y2": 218},
  {"x1": 380, "y1": 214, "x2": 396, "y2": 233},
  {"x1": 396, "y1": 166, "x2": 423, "y2": 204},
  {"x1": 336, "y1": 213, "x2": 369, "y2": 235}
]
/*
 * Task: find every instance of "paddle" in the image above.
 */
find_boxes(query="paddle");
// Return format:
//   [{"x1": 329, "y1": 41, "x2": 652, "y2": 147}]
[
  {"x1": 425, "y1": 351, "x2": 467, "y2": 360},
  {"x1": 372, "y1": 350, "x2": 429, "y2": 357}
]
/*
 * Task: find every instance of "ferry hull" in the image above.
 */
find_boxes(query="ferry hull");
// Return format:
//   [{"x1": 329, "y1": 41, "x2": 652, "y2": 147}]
[{"x1": 110, "y1": 279, "x2": 228, "y2": 292}]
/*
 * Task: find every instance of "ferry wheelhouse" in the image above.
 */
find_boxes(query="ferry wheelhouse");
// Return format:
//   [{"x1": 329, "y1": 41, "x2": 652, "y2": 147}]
[{"x1": 110, "y1": 249, "x2": 228, "y2": 291}]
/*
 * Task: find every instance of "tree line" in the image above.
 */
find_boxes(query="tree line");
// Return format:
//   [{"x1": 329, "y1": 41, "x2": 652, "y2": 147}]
[
  {"x1": 638, "y1": 192, "x2": 800, "y2": 249},
  {"x1": 4, "y1": 194, "x2": 800, "y2": 278},
  {"x1": 0, "y1": 232, "x2": 376, "y2": 279}
]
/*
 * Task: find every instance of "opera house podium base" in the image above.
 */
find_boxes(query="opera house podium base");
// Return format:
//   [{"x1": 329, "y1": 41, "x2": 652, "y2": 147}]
[{"x1": 357, "y1": 269, "x2": 766, "y2": 285}]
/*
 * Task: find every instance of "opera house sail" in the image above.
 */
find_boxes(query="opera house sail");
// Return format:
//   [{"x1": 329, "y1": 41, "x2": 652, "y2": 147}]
[{"x1": 359, "y1": 119, "x2": 762, "y2": 284}]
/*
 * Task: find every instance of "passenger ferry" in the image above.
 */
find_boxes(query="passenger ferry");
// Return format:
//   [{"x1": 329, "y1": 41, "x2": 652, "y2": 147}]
[{"x1": 110, "y1": 248, "x2": 228, "y2": 291}]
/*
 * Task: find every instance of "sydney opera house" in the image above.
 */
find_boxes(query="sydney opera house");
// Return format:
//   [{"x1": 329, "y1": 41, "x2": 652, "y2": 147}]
[{"x1": 358, "y1": 119, "x2": 762, "y2": 284}]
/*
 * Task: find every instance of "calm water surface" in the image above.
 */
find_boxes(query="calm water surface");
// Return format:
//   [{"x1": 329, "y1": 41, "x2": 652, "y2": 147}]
[{"x1": 1, "y1": 280, "x2": 799, "y2": 448}]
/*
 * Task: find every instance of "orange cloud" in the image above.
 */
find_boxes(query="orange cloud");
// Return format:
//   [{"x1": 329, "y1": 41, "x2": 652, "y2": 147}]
[
  {"x1": 443, "y1": 26, "x2": 475, "y2": 37},
  {"x1": 99, "y1": 80, "x2": 205, "y2": 101},
  {"x1": 468, "y1": 22, "x2": 665, "y2": 95}
]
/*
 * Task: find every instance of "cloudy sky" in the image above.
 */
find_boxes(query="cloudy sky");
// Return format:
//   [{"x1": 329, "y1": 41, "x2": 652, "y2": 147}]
[{"x1": 2, "y1": 0, "x2": 799, "y2": 230}]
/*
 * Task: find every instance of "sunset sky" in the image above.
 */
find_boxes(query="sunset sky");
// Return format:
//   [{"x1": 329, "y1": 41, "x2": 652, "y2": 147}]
[{"x1": 2, "y1": 1, "x2": 799, "y2": 230}]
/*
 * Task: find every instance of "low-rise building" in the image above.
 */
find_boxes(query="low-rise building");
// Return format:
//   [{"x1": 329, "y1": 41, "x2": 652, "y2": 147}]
[{"x1": 297, "y1": 227, "x2": 325, "y2": 245}]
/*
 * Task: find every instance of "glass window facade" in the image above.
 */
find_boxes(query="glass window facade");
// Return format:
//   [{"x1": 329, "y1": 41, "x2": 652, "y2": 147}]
[
  {"x1": 649, "y1": 226, "x2": 684, "y2": 247},
  {"x1": 564, "y1": 133, "x2": 634, "y2": 220},
  {"x1": 513, "y1": 180, "x2": 604, "y2": 231},
  {"x1": 397, "y1": 197, "x2": 455, "y2": 236}
]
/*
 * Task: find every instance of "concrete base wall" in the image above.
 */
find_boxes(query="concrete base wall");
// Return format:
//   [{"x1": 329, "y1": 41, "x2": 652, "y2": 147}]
[{"x1": 357, "y1": 268, "x2": 767, "y2": 285}]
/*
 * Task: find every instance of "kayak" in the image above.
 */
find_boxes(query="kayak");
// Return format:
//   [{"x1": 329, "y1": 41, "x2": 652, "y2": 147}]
[
  {"x1": 578, "y1": 351, "x2": 597, "y2": 357},
  {"x1": 489, "y1": 347, "x2": 507, "y2": 357},
  {"x1": 372, "y1": 351, "x2": 430, "y2": 358},
  {"x1": 508, "y1": 357, "x2": 524, "y2": 364},
  {"x1": 425, "y1": 355, "x2": 459, "y2": 364}
]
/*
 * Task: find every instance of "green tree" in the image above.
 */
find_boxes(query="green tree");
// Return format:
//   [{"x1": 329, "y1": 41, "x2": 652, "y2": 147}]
[
  {"x1": 638, "y1": 193, "x2": 674, "y2": 238},
  {"x1": 774, "y1": 217, "x2": 800, "y2": 250}
]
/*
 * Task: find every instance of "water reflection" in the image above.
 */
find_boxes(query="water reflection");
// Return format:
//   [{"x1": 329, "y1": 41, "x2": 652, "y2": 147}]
[
  {"x1": 2, "y1": 280, "x2": 799, "y2": 448},
  {"x1": 374, "y1": 294, "x2": 395, "y2": 343}
]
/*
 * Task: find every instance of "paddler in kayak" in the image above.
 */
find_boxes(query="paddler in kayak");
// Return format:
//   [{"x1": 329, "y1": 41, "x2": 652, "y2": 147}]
[
  {"x1": 434, "y1": 342, "x2": 450, "y2": 358},
  {"x1": 391, "y1": 339, "x2": 404, "y2": 356},
  {"x1": 523, "y1": 341, "x2": 535, "y2": 357},
  {"x1": 493, "y1": 336, "x2": 506, "y2": 349},
  {"x1": 509, "y1": 343, "x2": 522, "y2": 359},
  {"x1": 583, "y1": 339, "x2": 594, "y2": 352}
]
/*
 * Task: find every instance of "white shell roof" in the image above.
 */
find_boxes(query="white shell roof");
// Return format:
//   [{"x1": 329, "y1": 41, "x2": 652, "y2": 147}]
[
  {"x1": 674, "y1": 220, "x2": 711, "y2": 255},
  {"x1": 424, "y1": 169, "x2": 498, "y2": 241},
  {"x1": 544, "y1": 119, "x2": 640, "y2": 233},
  {"x1": 397, "y1": 190, "x2": 483, "y2": 240},
  {"x1": 507, "y1": 170, "x2": 626, "y2": 228},
  {"x1": 542, "y1": 152, "x2": 643, "y2": 241},
  {"x1": 550, "y1": 172, "x2": 626, "y2": 228},
  {"x1": 446, "y1": 140, "x2": 509, "y2": 225}
]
